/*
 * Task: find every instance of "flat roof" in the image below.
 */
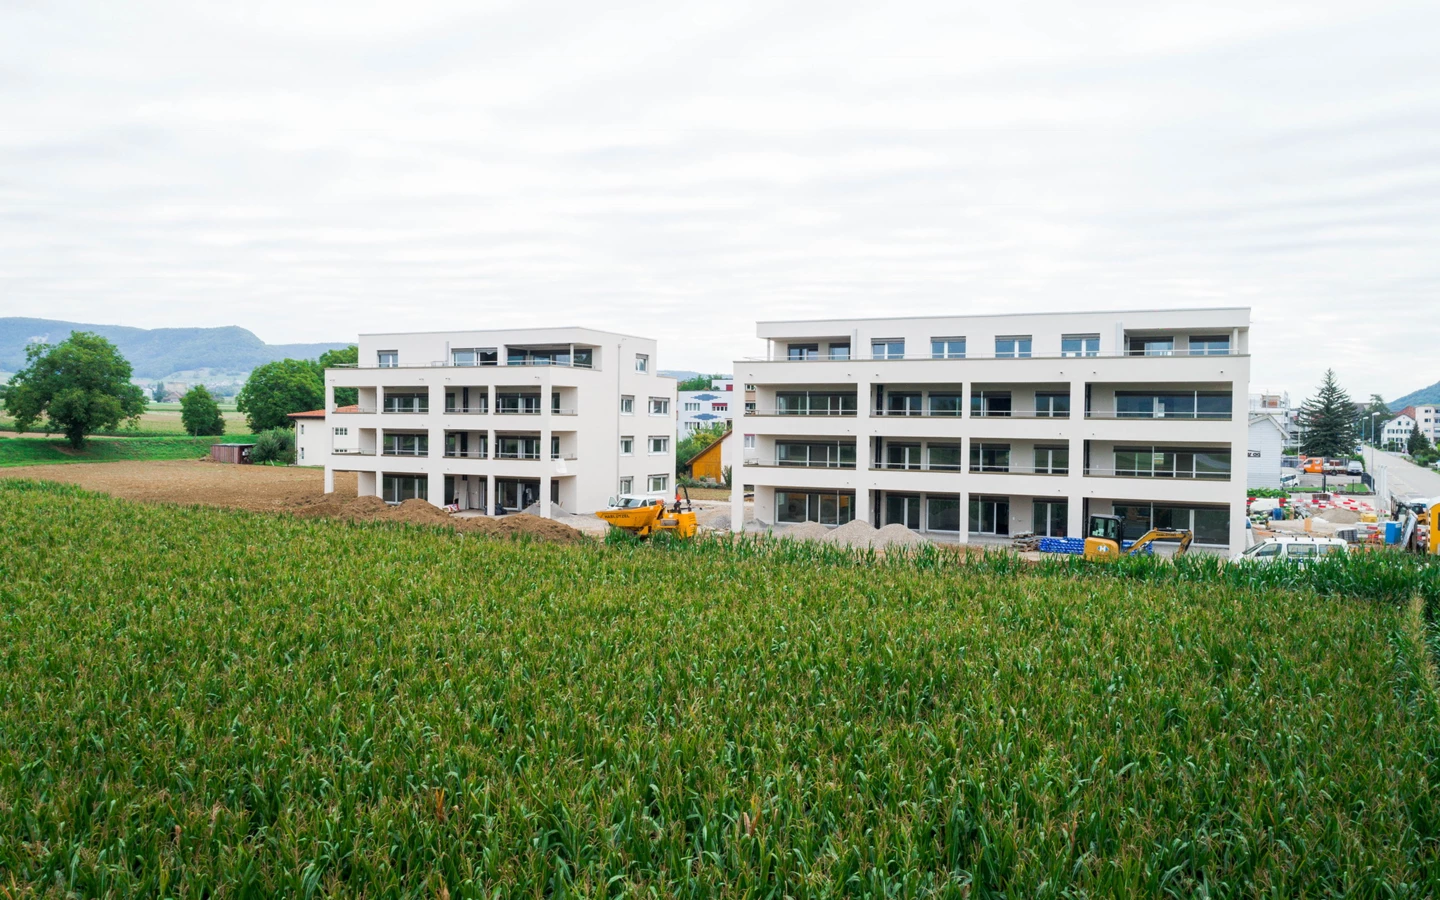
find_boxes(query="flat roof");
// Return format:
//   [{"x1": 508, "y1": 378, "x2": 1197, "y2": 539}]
[
  {"x1": 756, "y1": 306, "x2": 1250, "y2": 326},
  {"x1": 356, "y1": 325, "x2": 655, "y2": 341}
]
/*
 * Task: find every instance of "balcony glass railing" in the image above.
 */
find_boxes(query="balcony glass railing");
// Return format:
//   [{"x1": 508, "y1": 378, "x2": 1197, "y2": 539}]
[
  {"x1": 743, "y1": 457, "x2": 855, "y2": 469},
  {"x1": 444, "y1": 405, "x2": 488, "y2": 414},
  {"x1": 1084, "y1": 467, "x2": 1231, "y2": 480},
  {"x1": 748, "y1": 408, "x2": 857, "y2": 417},
  {"x1": 969, "y1": 409, "x2": 1072, "y2": 419},
  {"x1": 443, "y1": 449, "x2": 488, "y2": 459},
  {"x1": 332, "y1": 448, "x2": 375, "y2": 456},
  {"x1": 746, "y1": 348, "x2": 1238, "y2": 362},
  {"x1": 1085, "y1": 410, "x2": 1232, "y2": 420},
  {"x1": 330, "y1": 358, "x2": 599, "y2": 370}
]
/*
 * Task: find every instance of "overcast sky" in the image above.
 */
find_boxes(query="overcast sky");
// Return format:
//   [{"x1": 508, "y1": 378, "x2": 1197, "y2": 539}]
[{"x1": 2, "y1": 0, "x2": 1438, "y2": 400}]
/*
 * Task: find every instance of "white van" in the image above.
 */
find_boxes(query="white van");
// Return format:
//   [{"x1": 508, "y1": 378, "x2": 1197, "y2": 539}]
[
  {"x1": 1232, "y1": 537, "x2": 1349, "y2": 564},
  {"x1": 1279, "y1": 472, "x2": 1299, "y2": 489}
]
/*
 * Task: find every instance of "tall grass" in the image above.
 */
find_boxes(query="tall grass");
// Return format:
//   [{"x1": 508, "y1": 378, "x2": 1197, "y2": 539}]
[
  {"x1": 0, "y1": 435, "x2": 237, "y2": 467},
  {"x1": 1, "y1": 480, "x2": 1438, "y2": 897}
]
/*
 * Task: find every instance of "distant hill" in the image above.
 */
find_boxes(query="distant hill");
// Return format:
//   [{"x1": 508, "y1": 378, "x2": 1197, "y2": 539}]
[
  {"x1": 0, "y1": 318, "x2": 349, "y2": 381},
  {"x1": 1391, "y1": 379, "x2": 1440, "y2": 411}
]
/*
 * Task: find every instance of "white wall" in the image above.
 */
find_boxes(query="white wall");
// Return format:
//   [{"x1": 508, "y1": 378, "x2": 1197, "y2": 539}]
[{"x1": 1247, "y1": 415, "x2": 1284, "y2": 489}]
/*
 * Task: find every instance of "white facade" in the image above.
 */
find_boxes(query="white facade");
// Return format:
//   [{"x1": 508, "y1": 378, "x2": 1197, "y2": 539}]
[
  {"x1": 322, "y1": 328, "x2": 677, "y2": 515},
  {"x1": 1247, "y1": 414, "x2": 1287, "y2": 489},
  {"x1": 1383, "y1": 413, "x2": 1418, "y2": 449},
  {"x1": 678, "y1": 377, "x2": 735, "y2": 434},
  {"x1": 1413, "y1": 405, "x2": 1438, "y2": 441},
  {"x1": 290, "y1": 408, "x2": 359, "y2": 467},
  {"x1": 731, "y1": 308, "x2": 1251, "y2": 550}
]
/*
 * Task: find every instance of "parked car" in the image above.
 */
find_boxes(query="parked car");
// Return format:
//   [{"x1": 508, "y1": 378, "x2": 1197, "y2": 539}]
[
  {"x1": 1279, "y1": 472, "x2": 1300, "y2": 489},
  {"x1": 1232, "y1": 537, "x2": 1349, "y2": 565},
  {"x1": 1346, "y1": 460, "x2": 1363, "y2": 476}
]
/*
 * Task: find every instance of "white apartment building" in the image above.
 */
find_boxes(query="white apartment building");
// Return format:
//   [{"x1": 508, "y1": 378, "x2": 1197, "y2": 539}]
[
  {"x1": 322, "y1": 328, "x2": 677, "y2": 515},
  {"x1": 1382, "y1": 411, "x2": 1419, "y2": 450},
  {"x1": 731, "y1": 308, "x2": 1250, "y2": 551},
  {"x1": 678, "y1": 377, "x2": 735, "y2": 434}
]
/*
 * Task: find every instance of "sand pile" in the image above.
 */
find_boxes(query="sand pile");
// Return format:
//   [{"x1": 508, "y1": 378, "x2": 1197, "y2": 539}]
[
  {"x1": 695, "y1": 507, "x2": 733, "y2": 529},
  {"x1": 519, "y1": 501, "x2": 578, "y2": 520},
  {"x1": 779, "y1": 522, "x2": 830, "y2": 542},
  {"x1": 822, "y1": 519, "x2": 879, "y2": 549},
  {"x1": 873, "y1": 523, "x2": 930, "y2": 548}
]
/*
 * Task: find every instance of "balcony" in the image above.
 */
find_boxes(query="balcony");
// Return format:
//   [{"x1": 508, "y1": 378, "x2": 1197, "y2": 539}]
[
  {"x1": 870, "y1": 461, "x2": 964, "y2": 472},
  {"x1": 1085, "y1": 410, "x2": 1232, "y2": 421},
  {"x1": 444, "y1": 449, "x2": 488, "y2": 459},
  {"x1": 444, "y1": 405, "x2": 488, "y2": 415},
  {"x1": 1083, "y1": 467, "x2": 1231, "y2": 481},
  {"x1": 871, "y1": 409, "x2": 965, "y2": 419},
  {"x1": 744, "y1": 458, "x2": 856, "y2": 469},
  {"x1": 495, "y1": 451, "x2": 542, "y2": 460},
  {"x1": 382, "y1": 408, "x2": 429, "y2": 415},
  {"x1": 967, "y1": 464, "x2": 1068, "y2": 475},
  {"x1": 494, "y1": 407, "x2": 542, "y2": 416},
  {"x1": 335, "y1": 407, "x2": 376, "y2": 414},
  {"x1": 747, "y1": 408, "x2": 858, "y2": 417},
  {"x1": 332, "y1": 448, "x2": 375, "y2": 457},
  {"x1": 969, "y1": 410, "x2": 1072, "y2": 419},
  {"x1": 746, "y1": 348, "x2": 1239, "y2": 362}
]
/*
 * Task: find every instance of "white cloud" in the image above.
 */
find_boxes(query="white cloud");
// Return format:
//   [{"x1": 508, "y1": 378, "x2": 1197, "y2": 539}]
[{"x1": 1, "y1": 0, "x2": 1438, "y2": 399}]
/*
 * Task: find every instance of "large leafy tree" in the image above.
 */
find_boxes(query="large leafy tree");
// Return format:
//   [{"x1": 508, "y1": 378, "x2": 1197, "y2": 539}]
[
  {"x1": 5, "y1": 331, "x2": 146, "y2": 448},
  {"x1": 1298, "y1": 369, "x2": 1356, "y2": 459},
  {"x1": 236, "y1": 359, "x2": 323, "y2": 433},
  {"x1": 1357, "y1": 393, "x2": 1391, "y2": 444},
  {"x1": 315, "y1": 345, "x2": 358, "y2": 406},
  {"x1": 179, "y1": 384, "x2": 226, "y2": 436},
  {"x1": 676, "y1": 374, "x2": 722, "y2": 392}
]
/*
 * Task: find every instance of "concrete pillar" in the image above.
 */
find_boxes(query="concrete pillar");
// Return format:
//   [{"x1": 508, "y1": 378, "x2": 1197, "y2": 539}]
[
  {"x1": 427, "y1": 472, "x2": 442, "y2": 508},
  {"x1": 958, "y1": 490, "x2": 970, "y2": 543},
  {"x1": 487, "y1": 474, "x2": 496, "y2": 516},
  {"x1": 540, "y1": 475, "x2": 552, "y2": 518},
  {"x1": 323, "y1": 467, "x2": 334, "y2": 494},
  {"x1": 1068, "y1": 378, "x2": 1088, "y2": 539},
  {"x1": 854, "y1": 377, "x2": 872, "y2": 525},
  {"x1": 730, "y1": 470, "x2": 746, "y2": 532},
  {"x1": 325, "y1": 382, "x2": 335, "y2": 413}
]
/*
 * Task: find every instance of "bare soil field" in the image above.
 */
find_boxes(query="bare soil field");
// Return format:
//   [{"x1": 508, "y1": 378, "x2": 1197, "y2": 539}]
[{"x1": 0, "y1": 460, "x2": 583, "y2": 542}]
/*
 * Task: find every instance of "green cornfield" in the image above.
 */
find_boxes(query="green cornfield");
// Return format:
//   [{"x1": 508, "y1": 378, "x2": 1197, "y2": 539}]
[{"x1": 2, "y1": 479, "x2": 1438, "y2": 897}]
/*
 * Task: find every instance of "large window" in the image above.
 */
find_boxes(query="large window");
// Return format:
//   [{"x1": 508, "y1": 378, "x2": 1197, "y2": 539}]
[
  {"x1": 927, "y1": 444, "x2": 962, "y2": 470},
  {"x1": 969, "y1": 496, "x2": 1010, "y2": 535},
  {"x1": 1111, "y1": 503, "x2": 1229, "y2": 544},
  {"x1": 1114, "y1": 391, "x2": 1232, "y2": 419},
  {"x1": 1033, "y1": 500, "x2": 1068, "y2": 537},
  {"x1": 684, "y1": 401, "x2": 701, "y2": 412},
  {"x1": 928, "y1": 393, "x2": 963, "y2": 416},
  {"x1": 1113, "y1": 447, "x2": 1231, "y2": 479},
  {"x1": 871, "y1": 339, "x2": 905, "y2": 360},
  {"x1": 775, "y1": 392, "x2": 857, "y2": 416},
  {"x1": 1189, "y1": 335, "x2": 1230, "y2": 355},
  {"x1": 382, "y1": 392, "x2": 427, "y2": 413},
  {"x1": 648, "y1": 474, "x2": 669, "y2": 493},
  {"x1": 383, "y1": 433, "x2": 428, "y2": 457},
  {"x1": 1129, "y1": 337, "x2": 1174, "y2": 356},
  {"x1": 995, "y1": 336, "x2": 1032, "y2": 358},
  {"x1": 382, "y1": 474, "x2": 426, "y2": 503},
  {"x1": 377, "y1": 350, "x2": 398, "y2": 368},
  {"x1": 776, "y1": 441, "x2": 856, "y2": 468},
  {"x1": 496, "y1": 436, "x2": 541, "y2": 459},
  {"x1": 884, "y1": 392, "x2": 922, "y2": 416},
  {"x1": 927, "y1": 495, "x2": 961, "y2": 532},
  {"x1": 971, "y1": 391, "x2": 1011, "y2": 417},
  {"x1": 648, "y1": 436, "x2": 669, "y2": 454},
  {"x1": 828, "y1": 343, "x2": 851, "y2": 360},
  {"x1": 931, "y1": 337, "x2": 966, "y2": 359},
  {"x1": 1035, "y1": 392, "x2": 1070, "y2": 417},
  {"x1": 444, "y1": 432, "x2": 486, "y2": 458},
  {"x1": 451, "y1": 348, "x2": 497, "y2": 366},
  {"x1": 649, "y1": 397, "x2": 670, "y2": 415},
  {"x1": 445, "y1": 390, "x2": 487, "y2": 414},
  {"x1": 776, "y1": 491, "x2": 855, "y2": 525},
  {"x1": 496, "y1": 392, "x2": 541, "y2": 414},
  {"x1": 884, "y1": 443, "x2": 922, "y2": 470},
  {"x1": 787, "y1": 343, "x2": 819, "y2": 361},
  {"x1": 885, "y1": 494, "x2": 921, "y2": 529},
  {"x1": 618, "y1": 476, "x2": 633, "y2": 494},
  {"x1": 1061, "y1": 334, "x2": 1099, "y2": 357},
  {"x1": 970, "y1": 442, "x2": 1011, "y2": 472},
  {"x1": 1034, "y1": 445, "x2": 1069, "y2": 474}
]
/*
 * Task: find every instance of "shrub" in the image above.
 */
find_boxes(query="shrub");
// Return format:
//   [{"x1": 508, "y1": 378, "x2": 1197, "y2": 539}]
[{"x1": 250, "y1": 426, "x2": 295, "y2": 465}]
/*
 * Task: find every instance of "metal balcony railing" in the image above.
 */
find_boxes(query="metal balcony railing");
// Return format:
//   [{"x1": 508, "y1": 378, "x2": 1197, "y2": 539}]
[
  {"x1": 871, "y1": 408, "x2": 965, "y2": 418},
  {"x1": 334, "y1": 407, "x2": 376, "y2": 414},
  {"x1": 746, "y1": 408, "x2": 858, "y2": 417},
  {"x1": 743, "y1": 458, "x2": 856, "y2": 469},
  {"x1": 1084, "y1": 467, "x2": 1231, "y2": 480},
  {"x1": 381, "y1": 408, "x2": 429, "y2": 415},
  {"x1": 331, "y1": 359, "x2": 599, "y2": 370},
  {"x1": 494, "y1": 407, "x2": 542, "y2": 416},
  {"x1": 967, "y1": 464, "x2": 1068, "y2": 475},
  {"x1": 1084, "y1": 411, "x2": 1233, "y2": 420},
  {"x1": 870, "y1": 461, "x2": 965, "y2": 472},
  {"x1": 382, "y1": 449, "x2": 430, "y2": 458},
  {"x1": 444, "y1": 406, "x2": 488, "y2": 415},
  {"x1": 969, "y1": 409, "x2": 1072, "y2": 419},
  {"x1": 444, "y1": 449, "x2": 488, "y2": 459},
  {"x1": 495, "y1": 451, "x2": 542, "y2": 460},
  {"x1": 332, "y1": 448, "x2": 375, "y2": 456},
  {"x1": 745, "y1": 349, "x2": 1240, "y2": 362}
]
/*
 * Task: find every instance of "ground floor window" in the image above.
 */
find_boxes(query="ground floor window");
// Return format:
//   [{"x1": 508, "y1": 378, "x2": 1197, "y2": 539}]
[
  {"x1": 775, "y1": 490, "x2": 855, "y2": 526},
  {"x1": 497, "y1": 479, "x2": 540, "y2": 511},
  {"x1": 619, "y1": 476, "x2": 633, "y2": 494},
  {"x1": 927, "y1": 494, "x2": 961, "y2": 532},
  {"x1": 1111, "y1": 503, "x2": 1230, "y2": 544},
  {"x1": 884, "y1": 493, "x2": 921, "y2": 529},
  {"x1": 969, "y1": 495, "x2": 1010, "y2": 535},
  {"x1": 1033, "y1": 499, "x2": 1068, "y2": 537},
  {"x1": 382, "y1": 474, "x2": 427, "y2": 504},
  {"x1": 648, "y1": 474, "x2": 669, "y2": 493}
]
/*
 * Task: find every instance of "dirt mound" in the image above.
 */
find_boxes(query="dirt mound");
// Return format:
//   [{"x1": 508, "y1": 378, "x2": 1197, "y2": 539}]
[
  {"x1": 873, "y1": 523, "x2": 930, "y2": 548},
  {"x1": 822, "y1": 519, "x2": 879, "y2": 549},
  {"x1": 1317, "y1": 507, "x2": 1361, "y2": 524},
  {"x1": 488, "y1": 513, "x2": 584, "y2": 543},
  {"x1": 778, "y1": 522, "x2": 830, "y2": 542}
]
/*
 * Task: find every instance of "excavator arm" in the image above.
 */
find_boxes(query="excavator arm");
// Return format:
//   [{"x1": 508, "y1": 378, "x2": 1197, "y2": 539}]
[{"x1": 1126, "y1": 529, "x2": 1194, "y2": 557}]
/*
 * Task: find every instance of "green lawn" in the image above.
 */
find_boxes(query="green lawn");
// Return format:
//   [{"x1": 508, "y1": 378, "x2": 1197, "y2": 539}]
[
  {"x1": 0, "y1": 434, "x2": 237, "y2": 467},
  {"x1": 1, "y1": 480, "x2": 1437, "y2": 896}
]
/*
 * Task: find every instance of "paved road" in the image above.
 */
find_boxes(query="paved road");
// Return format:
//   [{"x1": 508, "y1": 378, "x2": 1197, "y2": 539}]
[{"x1": 1364, "y1": 447, "x2": 1440, "y2": 503}]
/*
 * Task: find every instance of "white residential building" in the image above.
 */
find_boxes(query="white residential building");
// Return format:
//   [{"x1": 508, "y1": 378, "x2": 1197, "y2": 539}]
[
  {"x1": 289, "y1": 405, "x2": 359, "y2": 466},
  {"x1": 731, "y1": 308, "x2": 1250, "y2": 551},
  {"x1": 1382, "y1": 411, "x2": 1419, "y2": 450},
  {"x1": 322, "y1": 328, "x2": 677, "y2": 515},
  {"x1": 678, "y1": 377, "x2": 735, "y2": 434}
]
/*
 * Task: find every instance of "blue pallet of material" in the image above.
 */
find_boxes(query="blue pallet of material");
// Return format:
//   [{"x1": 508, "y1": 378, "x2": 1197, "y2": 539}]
[{"x1": 1038, "y1": 537, "x2": 1146, "y2": 555}]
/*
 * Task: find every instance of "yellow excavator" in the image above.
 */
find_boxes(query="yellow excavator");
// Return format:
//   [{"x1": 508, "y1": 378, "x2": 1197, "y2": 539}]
[
  {"x1": 1083, "y1": 514, "x2": 1193, "y2": 561},
  {"x1": 594, "y1": 489, "x2": 698, "y2": 539}
]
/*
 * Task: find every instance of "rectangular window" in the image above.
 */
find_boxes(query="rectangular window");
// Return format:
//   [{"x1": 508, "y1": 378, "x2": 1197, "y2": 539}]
[
  {"x1": 451, "y1": 348, "x2": 493, "y2": 366},
  {"x1": 1129, "y1": 337, "x2": 1174, "y2": 356},
  {"x1": 495, "y1": 436, "x2": 541, "y2": 459},
  {"x1": 927, "y1": 393, "x2": 963, "y2": 417},
  {"x1": 647, "y1": 474, "x2": 668, "y2": 493},
  {"x1": 775, "y1": 491, "x2": 855, "y2": 526},
  {"x1": 1033, "y1": 500, "x2": 1068, "y2": 537},
  {"x1": 1034, "y1": 445, "x2": 1069, "y2": 474},
  {"x1": 744, "y1": 434, "x2": 756, "y2": 450},
  {"x1": 1035, "y1": 393, "x2": 1071, "y2": 417},
  {"x1": 885, "y1": 494, "x2": 921, "y2": 529},
  {"x1": 927, "y1": 444, "x2": 962, "y2": 470},
  {"x1": 382, "y1": 392, "x2": 428, "y2": 414},
  {"x1": 828, "y1": 343, "x2": 850, "y2": 360},
  {"x1": 377, "y1": 350, "x2": 398, "y2": 368},
  {"x1": 883, "y1": 443, "x2": 922, "y2": 470},
  {"x1": 635, "y1": 354, "x2": 649, "y2": 373},
  {"x1": 968, "y1": 496, "x2": 1010, "y2": 535},
  {"x1": 684, "y1": 401, "x2": 701, "y2": 412},
  {"x1": 648, "y1": 436, "x2": 669, "y2": 454},
  {"x1": 776, "y1": 442, "x2": 855, "y2": 468},
  {"x1": 381, "y1": 474, "x2": 427, "y2": 503},
  {"x1": 871, "y1": 339, "x2": 905, "y2": 360},
  {"x1": 621, "y1": 395, "x2": 634, "y2": 415},
  {"x1": 712, "y1": 403, "x2": 727, "y2": 412},
  {"x1": 496, "y1": 393, "x2": 541, "y2": 414},
  {"x1": 573, "y1": 348, "x2": 593, "y2": 368},
  {"x1": 383, "y1": 433, "x2": 428, "y2": 457},
  {"x1": 649, "y1": 397, "x2": 670, "y2": 415},
  {"x1": 620, "y1": 436, "x2": 634, "y2": 455},
  {"x1": 617, "y1": 477, "x2": 633, "y2": 495},
  {"x1": 995, "y1": 336, "x2": 1032, "y2": 358},
  {"x1": 927, "y1": 495, "x2": 961, "y2": 532},
  {"x1": 970, "y1": 391, "x2": 1012, "y2": 417},
  {"x1": 1060, "y1": 334, "x2": 1099, "y2": 357},
  {"x1": 884, "y1": 392, "x2": 922, "y2": 417},
  {"x1": 332, "y1": 427, "x2": 348, "y2": 436},
  {"x1": 1189, "y1": 335, "x2": 1230, "y2": 356},
  {"x1": 776, "y1": 391, "x2": 857, "y2": 416},
  {"x1": 930, "y1": 337, "x2": 966, "y2": 359},
  {"x1": 969, "y1": 442, "x2": 1011, "y2": 472},
  {"x1": 787, "y1": 343, "x2": 819, "y2": 361},
  {"x1": 744, "y1": 402, "x2": 756, "y2": 413}
]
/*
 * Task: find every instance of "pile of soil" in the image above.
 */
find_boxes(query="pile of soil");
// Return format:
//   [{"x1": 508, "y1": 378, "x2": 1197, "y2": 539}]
[{"x1": 822, "y1": 519, "x2": 880, "y2": 549}]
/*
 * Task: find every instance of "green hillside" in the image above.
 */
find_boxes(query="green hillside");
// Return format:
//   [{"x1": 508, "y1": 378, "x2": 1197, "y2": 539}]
[
  {"x1": 1391, "y1": 379, "x2": 1440, "y2": 411},
  {"x1": 0, "y1": 318, "x2": 347, "y2": 380}
]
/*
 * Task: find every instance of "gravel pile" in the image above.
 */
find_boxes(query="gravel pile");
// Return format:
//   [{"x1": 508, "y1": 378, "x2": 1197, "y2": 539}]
[
  {"x1": 778, "y1": 522, "x2": 830, "y2": 542},
  {"x1": 520, "y1": 501, "x2": 578, "y2": 520},
  {"x1": 873, "y1": 523, "x2": 930, "y2": 548},
  {"x1": 1317, "y1": 507, "x2": 1361, "y2": 524},
  {"x1": 822, "y1": 519, "x2": 880, "y2": 548}
]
